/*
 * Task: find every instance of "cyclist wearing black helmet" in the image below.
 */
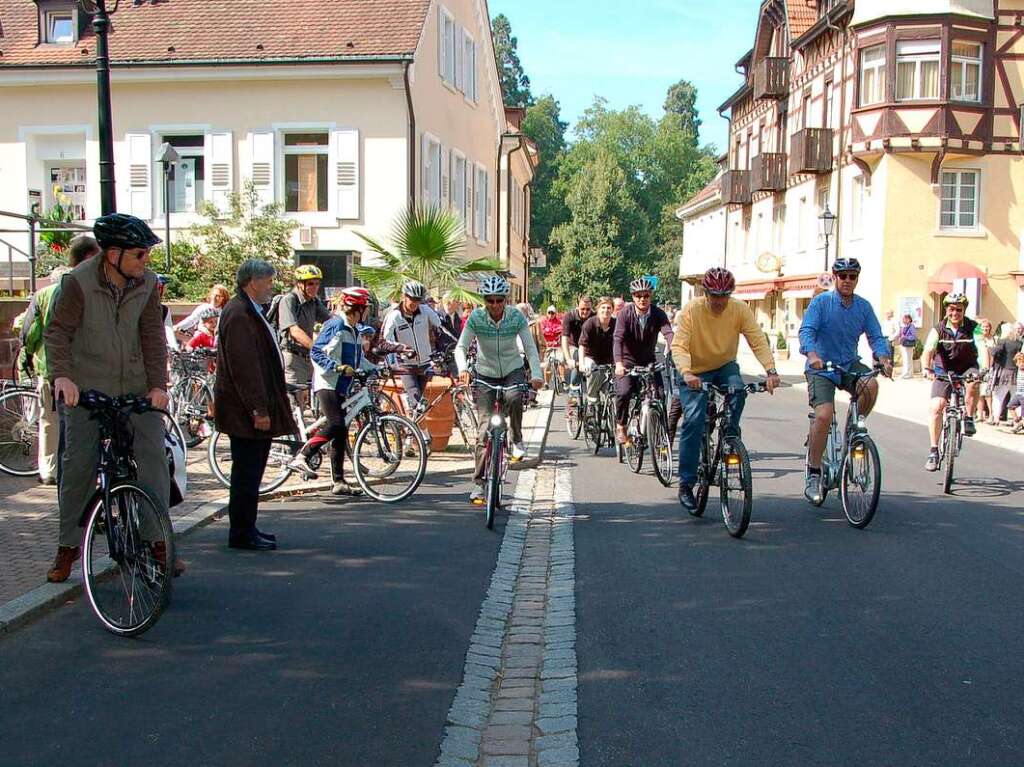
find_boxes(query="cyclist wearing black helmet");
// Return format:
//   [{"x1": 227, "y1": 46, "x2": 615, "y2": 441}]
[
  {"x1": 799, "y1": 258, "x2": 892, "y2": 504},
  {"x1": 44, "y1": 213, "x2": 184, "y2": 582}
]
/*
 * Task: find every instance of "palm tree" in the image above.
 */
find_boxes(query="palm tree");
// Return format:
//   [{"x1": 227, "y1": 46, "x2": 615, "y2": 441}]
[{"x1": 353, "y1": 204, "x2": 502, "y2": 304}]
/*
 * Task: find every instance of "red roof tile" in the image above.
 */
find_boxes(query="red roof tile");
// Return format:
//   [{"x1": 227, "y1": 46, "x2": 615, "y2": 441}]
[
  {"x1": 0, "y1": 0, "x2": 431, "y2": 67},
  {"x1": 787, "y1": 0, "x2": 818, "y2": 39}
]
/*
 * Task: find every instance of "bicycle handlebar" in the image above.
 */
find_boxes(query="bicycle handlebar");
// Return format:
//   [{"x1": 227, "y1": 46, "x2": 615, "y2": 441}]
[
  {"x1": 701, "y1": 381, "x2": 768, "y2": 395},
  {"x1": 627, "y1": 363, "x2": 665, "y2": 377},
  {"x1": 474, "y1": 380, "x2": 532, "y2": 393},
  {"x1": 934, "y1": 370, "x2": 984, "y2": 383},
  {"x1": 78, "y1": 389, "x2": 170, "y2": 420},
  {"x1": 813, "y1": 361, "x2": 886, "y2": 378}
]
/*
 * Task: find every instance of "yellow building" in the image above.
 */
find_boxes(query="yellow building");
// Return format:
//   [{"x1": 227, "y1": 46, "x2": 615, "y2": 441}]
[
  {"x1": 0, "y1": 0, "x2": 535, "y2": 299},
  {"x1": 681, "y1": 0, "x2": 1024, "y2": 343}
]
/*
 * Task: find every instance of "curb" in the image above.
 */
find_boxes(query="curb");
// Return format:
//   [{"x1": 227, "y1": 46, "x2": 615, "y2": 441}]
[{"x1": 0, "y1": 391, "x2": 557, "y2": 638}]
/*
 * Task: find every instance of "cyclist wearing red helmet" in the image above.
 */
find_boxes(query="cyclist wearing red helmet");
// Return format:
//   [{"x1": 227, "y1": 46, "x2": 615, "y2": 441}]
[{"x1": 670, "y1": 268, "x2": 780, "y2": 511}]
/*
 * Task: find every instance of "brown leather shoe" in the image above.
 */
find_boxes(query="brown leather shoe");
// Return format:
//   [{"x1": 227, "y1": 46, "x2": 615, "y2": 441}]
[
  {"x1": 46, "y1": 546, "x2": 80, "y2": 583},
  {"x1": 151, "y1": 542, "x2": 186, "y2": 578}
]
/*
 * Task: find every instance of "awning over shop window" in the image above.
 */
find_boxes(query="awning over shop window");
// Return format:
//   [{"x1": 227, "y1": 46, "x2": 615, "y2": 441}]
[
  {"x1": 927, "y1": 262, "x2": 988, "y2": 294},
  {"x1": 733, "y1": 280, "x2": 776, "y2": 301}
]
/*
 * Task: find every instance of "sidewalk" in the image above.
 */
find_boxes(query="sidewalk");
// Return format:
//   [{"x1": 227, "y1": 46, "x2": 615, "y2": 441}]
[{"x1": 737, "y1": 346, "x2": 1024, "y2": 456}]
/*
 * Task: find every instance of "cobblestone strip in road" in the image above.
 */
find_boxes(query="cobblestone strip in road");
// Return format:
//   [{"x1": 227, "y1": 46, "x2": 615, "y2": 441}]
[{"x1": 435, "y1": 461, "x2": 578, "y2": 767}]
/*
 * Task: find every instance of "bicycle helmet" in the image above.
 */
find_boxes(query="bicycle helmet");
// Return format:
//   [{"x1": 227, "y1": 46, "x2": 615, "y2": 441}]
[
  {"x1": 294, "y1": 264, "x2": 323, "y2": 282},
  {"x1": 198, "y1": 306, "x2": 220, "y2": 321},
  {"x1": 831, "y1": 258, "x2": 862, "y2": 274},
  {"x1": 93, "y1": 213, "x2": 162, "y2": 250},
  {"x1": 340, "y1": 287, "x2": 370, "y2": 307},
  {"x1": 402, "y1": 280, "x2": 428, "y2": 300},
  {"x1": 943, "y1": 292, "x2": 969, "y2": 307},
  {"x1": 480, "y1": 275, "x2": 510, "y2": 296},
  {"x1": 702, "y1": 267, "x2": 736, "y2": 296},
  {"x1": 629, "y1": 276, "x2": 655, "y2": 294}
]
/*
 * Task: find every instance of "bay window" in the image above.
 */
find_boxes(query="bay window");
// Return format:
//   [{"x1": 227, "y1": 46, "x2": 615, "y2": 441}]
[
  {"x1": 859, "y1": 44, "x2": 886, "y2": 106},
  {"x1": 896, "y1": 40, "x2": 940, "y2": 101},
  {"x1": 951, "y1": 41, "x2": 982, "y2": 103}
]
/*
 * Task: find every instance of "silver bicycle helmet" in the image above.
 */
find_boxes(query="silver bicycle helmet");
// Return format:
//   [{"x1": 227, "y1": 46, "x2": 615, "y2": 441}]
[
  {"x1": 629, "y1": 276, "x2": 655, "y2": 294},
  {"x1": 402, "y1": 281, "x2": 428, "y2": 300},
  {"x1": 480, "y1": 275, "x2": 511, "y2": 296}
]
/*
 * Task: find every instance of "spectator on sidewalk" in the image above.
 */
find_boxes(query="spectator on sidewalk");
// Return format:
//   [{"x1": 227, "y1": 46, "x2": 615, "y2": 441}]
[
  {"x1": 882, "y1": 310, "x2": 899, "y2": 359},
  {"x1": 990, "y1": 324, "x2": 1023, "y2": 424},
  {"x1": 896, "y1": 314, "x2": 917, "y2": 380},
  {"x1": 976, "y1": 318, "x2": 997, "y2": 422},
  {"x1": 1008, "y1": 352, "x2": 1024, "y2": 432},
  {"x1": 174, "y1": 283, "x2": 230, "y2": 344},
  {"x1": 214, "y1": 260, "x2": 296, "y2": 551},
  {"x1": 17, "y1": 235, "x2": 101, "y2": 486}
]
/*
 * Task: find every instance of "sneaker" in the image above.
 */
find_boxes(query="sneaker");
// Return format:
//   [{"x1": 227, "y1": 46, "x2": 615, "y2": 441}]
[
  {"x1": 803, "y1": 472, "x2": 823, "y2": 504},
  {"x1": 511, "y1": 441, "x2": 527, "y2": 460},
  {"x1": 403, "y1": 436, "x2": 418, "y2": 458},
  {"x1": 46, "y1": 546, "x2": 80, "y2": 583},
  {"x1": 331, "y1": 481, "x2": 363, "y2": 497},
  {"x1": 470, "y1": 484, "x2": 485, "y2": 504},
  {"x1": 677, "y1": 483, "x2": 696, "y2": 511},
  {"x1": 286, "y1": 454, "x2": 319, "y2": 480},
  {"x1": 925, "y1": 451, "x2": 939, "y2": 472},
  {"x1": 964, "y1": 417, "x2": 976, "y2": 437}
]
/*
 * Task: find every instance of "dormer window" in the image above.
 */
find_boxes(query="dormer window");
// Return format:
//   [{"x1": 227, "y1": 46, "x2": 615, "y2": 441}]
[{"x1": 38, "y1": 2, "x2": 79, "y2": 45}]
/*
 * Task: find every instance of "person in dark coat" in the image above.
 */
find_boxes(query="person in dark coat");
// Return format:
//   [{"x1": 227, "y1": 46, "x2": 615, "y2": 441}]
[
  {"x1": 990, "y1": 324, "x2": 1023, "y2": 423},
  {"x1": 214, "y1": 260, "x2": 297, "y2": 550}
]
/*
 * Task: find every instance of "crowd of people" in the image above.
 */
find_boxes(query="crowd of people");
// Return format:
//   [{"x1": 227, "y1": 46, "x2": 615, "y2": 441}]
[{"x1": 11, "y1": 211, "x2": 1024, "y2": 586}]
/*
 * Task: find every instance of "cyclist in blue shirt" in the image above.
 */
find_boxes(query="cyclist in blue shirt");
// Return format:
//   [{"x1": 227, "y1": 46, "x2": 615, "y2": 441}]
[{"x1": 799, "y1": 259, "x2": 892, "y2": 503}]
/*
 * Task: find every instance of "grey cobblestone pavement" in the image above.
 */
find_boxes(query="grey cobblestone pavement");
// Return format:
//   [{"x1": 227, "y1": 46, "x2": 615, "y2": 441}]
[{"x1": 435, "y1": 460, "x2": 578, "y2": 767}]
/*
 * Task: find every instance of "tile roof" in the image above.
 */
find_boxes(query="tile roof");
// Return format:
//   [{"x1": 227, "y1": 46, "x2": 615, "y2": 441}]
[
  {"x1": 679, "y1": 176, "x2": 722, "y2": 214},
  {"x1": 0, "y1": 0, "x2": 431, "y2": 67},
  {"x1": 787, "y1": 0, "x2": 818, "y2": 39}
]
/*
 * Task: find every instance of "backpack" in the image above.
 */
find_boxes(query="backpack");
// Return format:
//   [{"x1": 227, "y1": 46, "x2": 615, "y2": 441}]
[{"x1": 264, "y1": 293, "x2": 286, "y2": 327}]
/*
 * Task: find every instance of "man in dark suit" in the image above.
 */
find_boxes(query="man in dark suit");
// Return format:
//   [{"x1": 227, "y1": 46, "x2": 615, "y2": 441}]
[{"x1": 214, "y1": 260, "x2": 297, "y2": 551}]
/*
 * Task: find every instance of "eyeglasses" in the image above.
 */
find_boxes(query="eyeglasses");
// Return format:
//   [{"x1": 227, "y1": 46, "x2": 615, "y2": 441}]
[
  {"x1": 485, "y1": 298, "x2": 506, "y2": 305},
  {"x1": 947, "y1": 305, "x2": 964, "y2": 312},
  {"x1": 633, "y1": 292, "x2": 652, "y2": 300},
  {"x1": 834, "y1": 273, "x2": 859, "y2": 282}
]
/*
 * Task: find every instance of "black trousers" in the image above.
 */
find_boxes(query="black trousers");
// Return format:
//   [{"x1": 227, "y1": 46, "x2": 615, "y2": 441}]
[
  {"x1": 228, "y1": 435, "x2": 272, "y2": 540},
  {"x1": 316, "y1": 389, "x2": 349, "y2": 481}
]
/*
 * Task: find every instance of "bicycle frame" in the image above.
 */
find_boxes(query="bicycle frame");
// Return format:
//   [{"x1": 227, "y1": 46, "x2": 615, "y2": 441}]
[{"x1": 812, "y1": 363, "x2": 881, "y2": 491}]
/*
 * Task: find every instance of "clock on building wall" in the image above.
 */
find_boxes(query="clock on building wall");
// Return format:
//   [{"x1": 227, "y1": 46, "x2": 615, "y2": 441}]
[{"x1": 756, "y1": 252, "x2": 782, "y2": 275}]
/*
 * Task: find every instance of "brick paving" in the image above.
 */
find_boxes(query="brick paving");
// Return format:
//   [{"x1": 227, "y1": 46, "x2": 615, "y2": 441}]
[{"x1": 435, "y1": 461, "x2": 578, "y2": 767}]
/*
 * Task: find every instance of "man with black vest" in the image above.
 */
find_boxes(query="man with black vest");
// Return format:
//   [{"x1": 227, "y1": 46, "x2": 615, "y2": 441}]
[{"x1": 921, "y1": 292, "x2": 985, "y2": 471}]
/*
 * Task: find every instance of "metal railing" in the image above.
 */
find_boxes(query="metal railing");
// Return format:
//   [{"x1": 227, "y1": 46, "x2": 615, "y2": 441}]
[{"x1": 0, "y1": 208, "x2": 92, "y2": 295}]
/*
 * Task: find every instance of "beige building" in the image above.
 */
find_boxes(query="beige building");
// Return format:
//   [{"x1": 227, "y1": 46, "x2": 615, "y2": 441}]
[
  {"x1": 0, "y1": 0, "x2": 535, "y2": 299},
  {"x1": 680, "y1": 0, "x2": 1024, "y2": 344}
]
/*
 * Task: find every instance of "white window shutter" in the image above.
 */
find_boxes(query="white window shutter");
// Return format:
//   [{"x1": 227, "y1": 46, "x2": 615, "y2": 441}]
[
  {"x1": 470, "y1": 41, "x2": 478, "y2": 103},
  {"x1": 486, "y1": 171, "x2": 493, "y2": 242},
  {"x1": 441, "y1": 146, "x2": 450, "y2": 206},
  {"x1": 332, "y1": 129, "x2": 360, "y2": 220},
  {"x1": 124, "y1": 133, "x2": 152, "y2": 219},
  {"x1": 249, "y1": 131, "x2": 275, "y2": 210},
  {"x1": 438, "y1": 6, "x2": 446, "y2": 79},
  {"x1": 455, "y1": 27, "x2": 464, "y2": 93},
  {"x1": 205, "y1": 131, "x2": 234, "y2": 212},
  {"x1": 422, "y1": 134, "x2": 432, "y2": 205}
]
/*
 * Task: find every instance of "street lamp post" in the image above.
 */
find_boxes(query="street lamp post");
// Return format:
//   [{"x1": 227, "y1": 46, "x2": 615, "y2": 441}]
[
  {"x1": 80, "y1": 0, "x2": 120, "y2": 215},
  {"x1": 819, "y1": 204, "x2": 837, "y2": 271},
  {"x1": 158, "y1": 143, "x2": 179, "y2": 271}
]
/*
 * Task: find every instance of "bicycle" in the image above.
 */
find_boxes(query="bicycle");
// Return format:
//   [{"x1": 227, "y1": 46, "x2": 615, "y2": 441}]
[
  {"x1": 0, "y1": 377, "x2": 41, "y2": 477},
  {"x1": 621, "y1": 364, "x2": 673, "y2": 487},
  {"x1": 167, "y1": 349, "x2": 216, "y2": 448},
  {"x1": 564, "y1": 368, "x2": 586, "y2": 440},
  {"x1": 543, "y1": 347, "x2": 566, "y2": 395},
  {"x1": 77, "y1": 390, "x2": 175, "y2": 637},
  {"x1": 581, "y1": 365, "x2": 616, "y2": 455},
  {"x1": 805, "y1": 362, "x2": 885, "y2": 528},
  {"x1": 934, "y1": 371, "x2": 980, "y2": 495},
  {"x1": 476, "y1": 380, "x2": 532, "y2": 529},
  {"x1": 686, "y1": 381, "x2": 767, "y2": 538}
]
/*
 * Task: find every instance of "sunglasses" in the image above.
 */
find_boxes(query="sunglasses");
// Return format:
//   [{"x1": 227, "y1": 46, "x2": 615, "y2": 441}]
[
  {"x1": 485, "y1": 297, "x2": 506, "y2": 305},
  {"x1": 633, "y1": 292, "x2": 652, "y2": 300},
  {"x1": 834, "y1": 273, "x2": 859, "y2": 282}
]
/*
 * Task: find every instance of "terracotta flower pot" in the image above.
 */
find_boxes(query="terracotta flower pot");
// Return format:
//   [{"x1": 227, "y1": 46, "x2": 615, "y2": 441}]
[{"x1": 382, "y1": 375, "x2": 456, "y2": 451}]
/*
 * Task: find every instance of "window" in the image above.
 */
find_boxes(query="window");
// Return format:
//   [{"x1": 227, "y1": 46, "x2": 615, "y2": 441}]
[
  {"x1": 463, "y1": 31, "x2": 478, "y2": 103},
  {"x1": 802, "y1": 91, "x2": 813, "y2": 130},
  {"x1": 284, "y1": 132, "x2": 329, "y2": 213},
  {"x1": 940, "y1": 169, "x2": 979, "y2": 230},
  {"x1": 859, "y1": 45, "x2": 886, "y2": 106},
  {"x1": 772, "y1": 201, "x2": 786, "y2": 256},
  {"x1": 896, "y1": 39, "x2": 940, "y2": 101},
  {"x1": 849, "y1": 175, "x2": 865, "y2": 240},
  {"x1": 796, "y1": 196, "x2": 808, "y2": 252},
  {"x1": 422, "y1": 135, "x2": 442, "y2": 208},
  {"x1": 452, "y1": 152, "x2": 467, "y2": 224},
  {"x1": 160, "y1": 134, "x2": 205, "y2": 214},
  {"x1": 823, "y1": 79, "x2": 834, "y2": 128},
  {"x1": 475, "y1": 165, "x2": 490, "y2": 241},
  {"x1": 44, "y1": 10, "x2": 75, "y2": 44},
  {"x1": 951, "y1": 41, "x2": 982, "y2": 103},
  {"x1": 439, "y1": 7, "x2": 456, "y2": 85},
  {"x1": 48, "y1": 165, "x2": 86, "y2": 220}
]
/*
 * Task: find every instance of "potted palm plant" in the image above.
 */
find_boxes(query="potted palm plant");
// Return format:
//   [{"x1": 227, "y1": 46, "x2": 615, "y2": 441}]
[{"x1": 354, "y1": 205, "x2": 501, "y2": 450}]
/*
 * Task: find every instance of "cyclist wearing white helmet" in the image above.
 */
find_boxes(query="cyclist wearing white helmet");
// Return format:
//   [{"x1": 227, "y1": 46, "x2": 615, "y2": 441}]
[
  {"x1": 921, "y1": 292, "x2": 985, "y2": 470},
  {"x1": 275, "y1": 264, "x2": 331, "y2": 409},
  {"x1": 381, "y1": 280, "x2": 445, "y2": 414},
  {"x1": 456, "y1": 275, "x2": 543, "y2": 502},
  {"x1": 613, "y1": 276, "x2": 674, "y2": 445}
]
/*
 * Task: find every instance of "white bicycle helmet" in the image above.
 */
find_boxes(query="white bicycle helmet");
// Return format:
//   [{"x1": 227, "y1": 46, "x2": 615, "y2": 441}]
[
  {"x1": 480, "y1": 275, "x2": 511, "y2": 296},
  {"x1": 629, "y1": 276, "x2": 655, "y2": 294},
  {"x1": 198, "y1": 306, "x2": 221, "y2": 321},
  {"x1": 402, "y1": 281, "x2": 428, "y2": 300}
]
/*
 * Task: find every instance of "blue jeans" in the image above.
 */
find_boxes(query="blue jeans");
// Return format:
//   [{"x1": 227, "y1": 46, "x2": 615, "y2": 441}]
[{"x1": 677, "y1": 361, "x2": 746, "y2": 485}]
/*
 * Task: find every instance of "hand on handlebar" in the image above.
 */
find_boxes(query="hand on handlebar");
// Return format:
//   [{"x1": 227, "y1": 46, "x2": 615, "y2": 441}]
[
  {"x1": 530, "y1": 378, "x2": 544, "y2": 391},
  {"x1": 147, "y1": 388, "x2": 170, "y2": 411},
  {"x1": 765, "y1": 373, "x2": 781, "y2": 394},
  {"x1": 683, "y1": 371, "x2": 702, "y2": 391},
  {"x1": 459, "y1": 371, "x2": 471, "y2": 386},
  {"x1": 879, "y1": 356, "x2": 894, "y2": 379},
  {"x1": 925, "y1": 369, "x2": 936, "y2": 381},
  {"x1": 615, "y1": 362, "x2": 625, "y2": 378},
  {"x1": 807, "y1": 352, "x2": 824, "y2": 370},
  {"x1": 54, "y1": 377, "x2": 80, "y2": 408}
]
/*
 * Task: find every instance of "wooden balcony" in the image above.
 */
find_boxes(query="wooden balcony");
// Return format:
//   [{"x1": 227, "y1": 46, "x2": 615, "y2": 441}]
[
  {"x1": 750, "y1": 153, "x2": 787, "y2": 192},
  {"x1": 753, "y1": 57, "x2": 790, "y2": 100},
  {"x1": 789, "y1": 128, "x2": 834, "y2": 175},
  {"x1": 721, "y1": 170, "x2": 752, "y2": 205}
]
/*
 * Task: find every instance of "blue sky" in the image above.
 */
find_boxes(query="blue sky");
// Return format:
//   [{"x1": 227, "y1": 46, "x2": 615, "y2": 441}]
[{"x1": 488, "y1": 0, "x2": 758, "y2": 153}]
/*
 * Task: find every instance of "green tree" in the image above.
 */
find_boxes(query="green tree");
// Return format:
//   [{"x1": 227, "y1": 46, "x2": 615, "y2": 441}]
[
  {"x1": 491, "y1": 14, "x2": 533, "y2": 108},
  {"x1": 521, "y1": 94, "x2": 569, "y2": 255},
  {"x1": 663, "y1": 79, "x2": 702, "y2": 142},
  {"x1": 353, "y1": 204, "x2": 500, "y2": 304}
]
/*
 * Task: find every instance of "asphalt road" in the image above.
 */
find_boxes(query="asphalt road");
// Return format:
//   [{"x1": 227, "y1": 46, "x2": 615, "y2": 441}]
[
  {"x1": 568, "y1": 381, "x2": 1024, "y2": 766},
  {"x1": 0, "y1": 471, "x2": 500, "y2": 767}
]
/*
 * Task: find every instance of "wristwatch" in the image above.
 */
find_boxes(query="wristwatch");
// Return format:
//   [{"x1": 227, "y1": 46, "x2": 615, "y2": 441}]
[{"x1": 766, "y1": 368, "x2": 778, "y2": 376}]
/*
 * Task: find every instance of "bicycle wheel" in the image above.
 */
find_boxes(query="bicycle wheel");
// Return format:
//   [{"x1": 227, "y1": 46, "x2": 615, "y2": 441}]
[
  {"x1": 691, "y1": 435, "x2": 712, "y2": 517},
  {"x1": 648, "y1": 407, "x2": 673, "y2": 487},
  {"x1": 0, "y1": 387, "x2": 40, "y2": 476},
  {"x1": 719, "y1": 438, "x2": 752, "y2": 538},
  {"x1": 625, "y1": 411, "x2": 643, "y2": 473},
  {"x1": 840, "y1": 435, "x2": 881, "y2": 528},
  {"x1": 564, "y1": 393, "x2": 583, "y2": 440},
  {"x1": 352, "y1": 414, "x2": 426, "y2": 502},
  {"x1": 485, "y1": 435, "x2": 503, "y2": 529},
  {"x1": 207, "y1": 429, "x2": 299, "y2": 494},
  {"x1": 453, "y1": 391, "x2": 479, "y2": 449},
  {"x1": 81, "y1": 483, "x2": 173, "y2": 637},
  {"x1": 942, "y1": 418, "x2": 957, "y2": 494}
]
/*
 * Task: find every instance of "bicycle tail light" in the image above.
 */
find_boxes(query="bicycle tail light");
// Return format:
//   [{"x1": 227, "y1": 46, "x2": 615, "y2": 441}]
[
  {"x1": 852, "y1": 442, "x2": 866, "y2": 457},
  {"x1": 726, "y1": 453, "x2": 741, "y2": 466}
]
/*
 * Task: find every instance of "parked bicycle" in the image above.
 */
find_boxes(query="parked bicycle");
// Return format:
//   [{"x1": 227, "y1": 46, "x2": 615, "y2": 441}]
[
  {"x1": 805, "y1": 362, "x2": 885, "y2": 528},
  {"x1": 167, "y1": 349, "x2": 216, "y2": 448},
  {"x1": 620, "y1": 364, "x2": 673, "y2": 487},
  {"x1": 0, "y1": 377, "x2": 41, "y2": 477},
  {"x1": 77, "y1": 390, "x2": 175, "y2": 637},
  {"x1": 476, "y1": 380, "x2": 532, "y2": 529},
  {"x1": 934, "y1": 370, "x2": 981, "y2": 495},
  {"x1": 581, "y1": 365, "x2": 617, "y2": 455},
  {"x1": 686, "y1": 381, "x2": 767, "y2": 538}
]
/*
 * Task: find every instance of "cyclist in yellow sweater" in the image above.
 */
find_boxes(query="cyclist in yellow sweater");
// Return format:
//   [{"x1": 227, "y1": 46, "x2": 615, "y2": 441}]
[{"x1": 671, "y1": 268, "x2": 781, "y2": 511}]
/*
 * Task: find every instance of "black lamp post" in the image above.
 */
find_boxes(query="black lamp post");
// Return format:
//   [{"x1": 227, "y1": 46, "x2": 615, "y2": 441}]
[
  {"x1": 158, "y1": 142, "x2": 179, "y2": 271},
  {"x1": 80, "y1": 0, "x2": 120, "y2": 215},
  {"x1": 819, "y1": 204, "x2": 837, "y2": 271}
]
